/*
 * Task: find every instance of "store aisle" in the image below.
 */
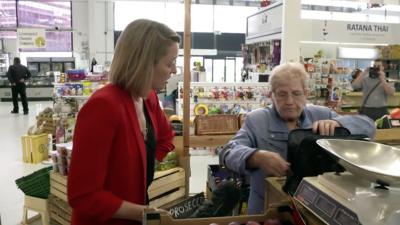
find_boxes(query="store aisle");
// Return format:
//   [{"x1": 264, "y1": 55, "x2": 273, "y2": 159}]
[
  {"x1": 190, "y1": 155, "x2": 219, "y2": 194},
  {"x1": 0, "y1": 101, "x2": 52, "y2": 225}
]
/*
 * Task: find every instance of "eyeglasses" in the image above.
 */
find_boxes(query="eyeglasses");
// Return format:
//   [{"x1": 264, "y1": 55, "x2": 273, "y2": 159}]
[{"x1": 274, "y1": 91, "x2": 305, "y2": 100}]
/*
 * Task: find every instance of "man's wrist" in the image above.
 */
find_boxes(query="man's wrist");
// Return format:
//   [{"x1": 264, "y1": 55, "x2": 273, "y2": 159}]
[{"x1": 247, "y1": 150, "x2": 260, "y2": 169}]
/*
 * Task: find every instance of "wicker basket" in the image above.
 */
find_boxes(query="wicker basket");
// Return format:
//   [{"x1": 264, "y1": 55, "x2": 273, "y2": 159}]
[
  {"x1": 195, "y1": 115, "x2": 239, "y2": 135},
  {"x1": 15, "y1": 166, "x2": 52, "y2": 199}
]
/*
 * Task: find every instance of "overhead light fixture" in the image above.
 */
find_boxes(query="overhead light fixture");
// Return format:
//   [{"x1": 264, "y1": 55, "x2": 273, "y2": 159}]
[
  {"x1": 300, "y1": 40, "x2": 389, "y2": 46},
  {"x1": 178, "y1": 49, "x2": 218, "y2": 56},
  {"x1": 301, "y1": 0, "x2": 366, "y2": 9},
  {"x1": 337, "y1": 47, "x2": 379, "y2": 59}
]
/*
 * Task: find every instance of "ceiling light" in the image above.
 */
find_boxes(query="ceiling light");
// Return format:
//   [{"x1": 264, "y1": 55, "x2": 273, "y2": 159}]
[{"x1": 300, "y1": 40, "x2": 389, "y2": 46}]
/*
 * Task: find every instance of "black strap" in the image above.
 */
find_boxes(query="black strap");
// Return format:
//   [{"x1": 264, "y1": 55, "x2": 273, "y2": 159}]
[{"x1": 361, "y1": 81, "x2": 381, "y2": 108}]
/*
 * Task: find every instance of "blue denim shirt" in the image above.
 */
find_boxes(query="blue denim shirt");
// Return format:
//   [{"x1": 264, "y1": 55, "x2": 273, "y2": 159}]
[{"x1": 220, "y1": 104, "x2": 375, "y2": 214}]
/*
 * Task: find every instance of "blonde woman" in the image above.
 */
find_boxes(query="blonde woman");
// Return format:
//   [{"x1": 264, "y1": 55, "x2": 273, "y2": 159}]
[{"x1": 68, "y1": 19, "x2": 179, "y2": 225}]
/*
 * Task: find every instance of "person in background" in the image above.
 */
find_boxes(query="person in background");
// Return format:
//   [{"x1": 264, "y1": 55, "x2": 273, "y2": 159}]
[
  {"x1": 352, "y1": 59, "x2": 395, "y2": 121},
  {"x1": 7, "y1": 57, "x2": 31, "y2": 114},
  {"x1": 67, "y1": 19, "x2": 179, "y2": 225},
  {"x1": 90, "y1": 57, "x2": 97, "y2": 73},
  {"x1": 219, "y1": 62, "x2": 375, "y2": 215},
  {"x1": 350, "y1": 68, "x2": 362, "y2": 92}
]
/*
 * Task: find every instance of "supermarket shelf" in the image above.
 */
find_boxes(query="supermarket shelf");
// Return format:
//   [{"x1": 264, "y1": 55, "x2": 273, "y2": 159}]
[{"x1": 56, "y1": 95, "x2": 90, "y2": 99}]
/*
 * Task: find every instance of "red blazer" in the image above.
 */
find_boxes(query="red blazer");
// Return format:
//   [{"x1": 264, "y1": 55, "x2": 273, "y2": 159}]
[{"x1": 67, "y1": 84, "x2": 174, "y2": 225}]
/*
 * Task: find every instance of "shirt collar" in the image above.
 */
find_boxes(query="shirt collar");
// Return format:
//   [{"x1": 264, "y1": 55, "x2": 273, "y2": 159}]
[{"x1": 268, "y1": 105, "x2": 309, "y2": 132}]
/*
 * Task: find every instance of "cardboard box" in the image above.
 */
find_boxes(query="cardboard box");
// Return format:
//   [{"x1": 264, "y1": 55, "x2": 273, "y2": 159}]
[{"x1": 21, "y1": 134, "x2": 49, "y2": 163}]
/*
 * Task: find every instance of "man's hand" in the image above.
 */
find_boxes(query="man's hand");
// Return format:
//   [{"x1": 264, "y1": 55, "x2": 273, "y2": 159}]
[
  {"x1": 11, "y1": 83, "x2": 16, "y2": 86},
  {"x1": 247, "y1": 150, "x2": 290, "y2": 177},
  {"x1": 312, "y1": 120, "x2": 340, "y2": 136},
  {"x1": 19, "y1": 78, "x2": 25, "y2": 82}
]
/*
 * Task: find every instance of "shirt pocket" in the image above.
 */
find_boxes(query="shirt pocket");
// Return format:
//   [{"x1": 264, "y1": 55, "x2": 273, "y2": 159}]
[{"x1": 258, "y1": 132, "x2": 288, "y2": 158}]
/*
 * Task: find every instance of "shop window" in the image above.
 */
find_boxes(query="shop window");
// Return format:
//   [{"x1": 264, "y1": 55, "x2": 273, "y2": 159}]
[
  {"x1": 0, "y1": 1, "x2": 17, "y2": 39},
  {"x1": 0, "y1": 31, "x2": 17, "y2": 39},
  {"x1": 17, "y1": 1, "x2": 71, "y2": 29},
  {"x1": 17, "y1": 1, "x2": 72, "y2": 52},
  {"x1": 0, "y1": 1, "x2": 17, "y2": 28},
  {"x1": 226, "y1": 58, "x2": 235, "y2": 82}
]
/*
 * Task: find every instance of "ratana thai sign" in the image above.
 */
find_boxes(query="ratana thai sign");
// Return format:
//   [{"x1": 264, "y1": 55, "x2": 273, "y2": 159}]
[
  {"x1": 347, "y1": 24, "x2": 388, "y2": 32},
  {"x1": 302, "y1": 19, "x2": 399, "y2": 44}
]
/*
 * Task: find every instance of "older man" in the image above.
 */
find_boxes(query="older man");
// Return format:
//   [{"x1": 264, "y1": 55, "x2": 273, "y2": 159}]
[{"x1": 220, "y1": 62, "x2": 375, "y2": 214}]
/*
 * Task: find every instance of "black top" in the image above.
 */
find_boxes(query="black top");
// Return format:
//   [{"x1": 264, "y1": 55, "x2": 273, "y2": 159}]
[
  {"x1": 7, "y1": 64, "x2": 31, "y2": 84},
  {"x1": 143, "y1": 103, "x2": 156, "y2": 200}
]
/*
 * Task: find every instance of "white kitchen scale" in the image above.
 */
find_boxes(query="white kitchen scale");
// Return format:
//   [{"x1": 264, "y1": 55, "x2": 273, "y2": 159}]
[{"x1": 294, "y1": 172, "x2": 375, "y2": 225}]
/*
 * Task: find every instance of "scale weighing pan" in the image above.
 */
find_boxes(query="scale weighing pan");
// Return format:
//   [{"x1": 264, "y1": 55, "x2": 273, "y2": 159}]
[{"x1": 316, "y1": 139, "x2": 400, "y2": 187}]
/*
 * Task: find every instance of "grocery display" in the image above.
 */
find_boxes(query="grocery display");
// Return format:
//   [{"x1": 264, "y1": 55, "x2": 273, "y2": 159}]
[
  {"x1": 4, "y1": 2, "x2": 400, "y2": 225},
  {"x1": 176, "y1": 82, "x2": 271, "y2": 118}
]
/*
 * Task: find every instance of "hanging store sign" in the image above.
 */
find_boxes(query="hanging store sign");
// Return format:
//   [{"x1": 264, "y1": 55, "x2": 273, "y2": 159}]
[
  {"x1": 302, "y1": 19, "x2": 399, "y2": 44},
  {"x1": 17, "y1": 28, "x2": 46, "y2": 49},
  {"x1": 246, "y1": 2, "x2": 282, "y2": 43}
]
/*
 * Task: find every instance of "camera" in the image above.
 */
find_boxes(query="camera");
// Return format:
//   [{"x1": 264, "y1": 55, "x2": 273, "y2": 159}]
[{"x1": 369, "y1": 67, "x2": 380, "y2": 79}]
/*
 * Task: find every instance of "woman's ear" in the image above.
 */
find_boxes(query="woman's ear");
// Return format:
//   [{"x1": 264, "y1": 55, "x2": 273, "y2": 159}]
[{"x1": 267, "y1": 91, "x2": 272, "y2": 98}]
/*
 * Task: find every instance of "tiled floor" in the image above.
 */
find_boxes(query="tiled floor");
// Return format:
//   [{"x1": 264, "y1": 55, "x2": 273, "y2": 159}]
[
  {"x1": 0, "y1": 101, "x2": 52, "y2": 225},
  {"x1": 0, "y1": 101, "x2": 218, "y2": 225}
]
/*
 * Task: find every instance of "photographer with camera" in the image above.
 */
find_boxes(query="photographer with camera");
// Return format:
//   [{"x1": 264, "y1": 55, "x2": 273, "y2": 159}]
[{"x1": 351, "y1": 59, "x2": 395, "y2": 121}]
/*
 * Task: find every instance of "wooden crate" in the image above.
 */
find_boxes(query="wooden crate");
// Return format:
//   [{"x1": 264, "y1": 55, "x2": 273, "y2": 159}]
[
  {"x1": 49, "y1": 195, "x2": 71, "y2": 225},
  {"x1": 149, "y1": 167, "x2": 186, "y2": 208},
  {"x1": 144, "y1": 205, "x2": 293, "y2": 225},
  {"x1": 50, "y1": 172, "x2": 68, "y2": 202},
  {"x1": 49, "y1": 168, "x2": 186, "y2": 217},
  {"x1": 264, "y1": 177, "x2": 290, "y2": 210},
  {"x1": 195, "y1": 115, "x2": 239, "y2": 135},
  {"x1": 49, "y1": 172, "x2": 70, "y2": 224},
  {"x1": 21, "y1": 134, "x2": 49, "y2": 164}
]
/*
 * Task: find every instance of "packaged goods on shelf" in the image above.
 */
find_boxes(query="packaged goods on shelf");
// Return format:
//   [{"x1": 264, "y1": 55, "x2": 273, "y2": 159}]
[
  {"x1": 177, "y1": 82, "x2": 271, "y2": 117},
  {"x1": 66, "y1": 69, "x2": 87, "y2": 81},
  {"x1": 51, "y1": 143, "x2": 72, "y2": 176},
  {"x1": 86, "y1": 72, "x2": 108, "y2": 82}
]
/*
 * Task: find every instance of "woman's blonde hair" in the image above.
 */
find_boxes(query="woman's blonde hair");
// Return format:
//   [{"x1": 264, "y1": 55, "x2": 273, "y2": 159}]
[
  {"x1": 269, "y1": 62, "x2": 309, "y2": 92},
  {"x1": 109, "y1": 19, "x2": 180, "y2": 97}
]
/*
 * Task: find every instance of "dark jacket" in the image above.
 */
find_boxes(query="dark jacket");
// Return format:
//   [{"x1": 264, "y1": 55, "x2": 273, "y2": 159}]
[{"x1": 7, "y1": 64, "x2": 31, "y2": 84}]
